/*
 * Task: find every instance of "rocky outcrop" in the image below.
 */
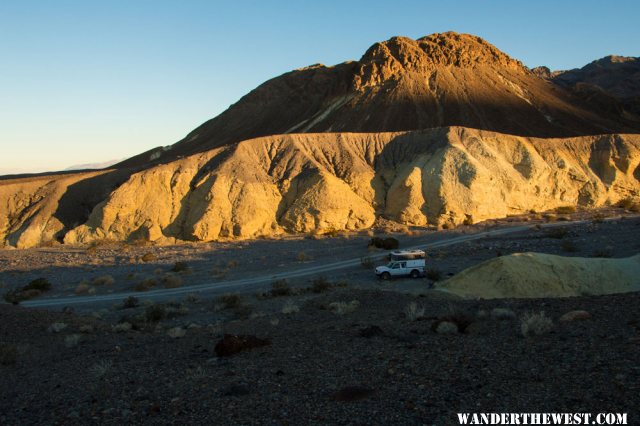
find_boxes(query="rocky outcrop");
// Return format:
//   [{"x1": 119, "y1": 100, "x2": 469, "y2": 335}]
[{"x1": 2, "y1": 127, "x2": 638, "y2": 248}]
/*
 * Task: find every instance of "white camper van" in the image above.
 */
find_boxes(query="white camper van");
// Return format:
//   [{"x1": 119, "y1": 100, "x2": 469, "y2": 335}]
[{"x1": 375, "y1": 250, "x2": 426, "y2": 280}]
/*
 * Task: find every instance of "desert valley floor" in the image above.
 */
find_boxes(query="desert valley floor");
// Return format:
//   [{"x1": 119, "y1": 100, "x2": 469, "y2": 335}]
[{"x1": 1, "y1": 208, "x2": 639, "y2": 424}]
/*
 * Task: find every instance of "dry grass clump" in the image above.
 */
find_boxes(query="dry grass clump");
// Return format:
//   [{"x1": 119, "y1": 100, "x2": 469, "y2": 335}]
[
  {"x1": 368, "y1": 236, "x2": 399, "y2": 250},
  {"x1": 64, "y1": 334, "x2": 82, "y2": 348},
  {"x1": 521, "y1": 311, "x2": 553, "y2": 337},
  {"x1": 134, "y1": 278, "x2": 158, "y2": 292},
  {"x1": 89, "y1": 359, "x2": 113, "y2": 379},
  {"x1": 140, "y1": 252, "x2": 157, "y2": 262},
  {"x1": 404, "y1": 302, "x2": 425, "y2": 321},
  {"x1": 546, "y1": 227, "x2": 568, "y2": 239},
  {"x1": 145, "y1": 305, "x2": 167, "y2": 322},
  {"x1": 329, "y1": 300, "x2": 360, "y2": 315},
  {"x1": 425, "y1": 268, "x2": 442, "y2": 281},
  {"x1": 311, "y1": 276, "x2": 332, "y2": 293},
  {"x1": 555, "y1": 205, "x2": 576, "y2": 214},
  {"x1": 360, "y1": 256, "x2": 374, "y2": 269},
  {"x1": 219, "y1": 294, "x2": 243, "y2": 309},
  {"x1": 3, "y1": 278, "x2": 52, "y2": 304},
  {"x1": 270, "y1": 279, "x2": 291, "y2": 297},
  {"x1": 432, "y1": 308, "x2": 474, "y2": 333},
  {"x1": 122, "y1": 296, "x2": 139, "y2": 309},
  {"x1": 281, "y1": 300, "x2": 300, "y2": 314},
  {"x1": 75, "y1": 283, "x2": 91, "y2": 295},
  {"x1": 162, "y1": 274, "x2": 183, "y2": 289},
  {"x1": 91, "y1": 275, "x2": 115, "y2": 286},
  {"x1": 171, "y1": 261, "x2": 189, "y2": 273},
  {"x1": 561, "y1": 240, "x2": 578, "y2": 252},
  {"x1": 296, "y1": 251, "x2": 311, "y2": 262},
  {"x1": 0, "y1": 343, "x2": 18, "y2": 365}
]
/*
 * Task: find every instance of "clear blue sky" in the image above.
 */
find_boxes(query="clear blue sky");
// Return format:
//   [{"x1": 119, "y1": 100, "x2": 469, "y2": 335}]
[{"x1": 1, "y1": 0, "x2": 638, "y2": 174}]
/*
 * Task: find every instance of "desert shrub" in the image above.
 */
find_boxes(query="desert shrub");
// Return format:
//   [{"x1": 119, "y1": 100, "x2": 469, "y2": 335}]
[
  {"x1": 75, "y1": 283, "x2": 90, "y2": 294},
  {"x1": 368, "y1": 237, "x2": 399, "y2": 250},
  {"x1": 134, "y1": 278, "x2": 157, "y2": 292},
  {"x1": 555, "y1": 206, "x2": 576, "y2": 214},
  {"x1": 24, "y1": 278, "x2": 52, "y2": 292},
  {"x1": 171, "y1": 261, "x2": 189, "y2": 273},
  {"x1": 282, "y1": 300, "x2": 300, "y2": 314},
  {"x1": 141, "y1": 253, "x2": 157, "y2": 262},
  {"x1": 89, "y1": 360, "x2": 112, "y2": 379},
  {"x1": 311, "y1": 276, "x2": 331, "y2": 293},
  {"x1": 329, "y1": 300, "x2": 360, "y2": 315},
  {"x1": 162, "y1": 274, "x2": 183, "y2": 289},
  {"x1": 616, "y1": 198, "x2": 640, "y2": 211},
  {"x1": 296, "y1": 251, "x2": 310, "y2": 262},
  {"x1": 592, "y1": 248, "x2": 612, "y2": 258},
  {"x1": 145, "y1": 304, "x2": 167, "y2": 322},
  {"x1": 521, "y1": 311, "x2": 553, "y2": 337},
  {"x1": 425, "y1": 268, "x2": 442, "y2": 281},
  {"x1": 122, "y1": 296, "x2": 139, "y2": 309},
  {"x1": 440, "y1": 223, "x2": 452, "y2": 230},
  {"x1": 91, "y1": 275, "x2": 115, "y2": 286},
  {"x1": 227, "y1": 260, "x2": 239, "y2": 268},
  {"x1": 360, "y1": 257, "x2": 374, "y2": 269},
  {"x1": 233, "y1": 304, "x2": 253, "y2": 320},
  {"x1": 542, "y1": 213, "x2": 557, "y2": 222},
  {"x1": 65, "y1": 334, "x2": 82, "y2": 348},
  {"x1": 546, "y1": 227, "x2": 568, "y2": 239},
  {"x1": 0, "y1": 343, "x2": 18, "y2": 365},
  {"x1": 270, "y1": 279, "x2": 291, "y2": 297},
  {"x1": 592, "y1": 213, "x2": 605, "y2": 223},
  {"x1": 219, "y1": 294, "x2": 243, "y2": 309},
  {"x1": 462, "y1": 215, "x2": 474, "y2": 226},
  {"x1": 404, "y1": 302, "x2": 425, "y2": 321},
  {"x1": 561, "y1": 240, "x2": 578, "y2": 252}
]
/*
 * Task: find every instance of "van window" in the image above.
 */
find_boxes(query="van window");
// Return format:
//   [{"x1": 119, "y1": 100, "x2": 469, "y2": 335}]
[{"x1": 391, "y1": 263, "x2": 400, "y2": 269}]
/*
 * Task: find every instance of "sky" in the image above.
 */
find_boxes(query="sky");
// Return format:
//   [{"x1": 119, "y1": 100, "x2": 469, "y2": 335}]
[{"x1": 1, "y1": 0, "x2": 639, "y2": 174}]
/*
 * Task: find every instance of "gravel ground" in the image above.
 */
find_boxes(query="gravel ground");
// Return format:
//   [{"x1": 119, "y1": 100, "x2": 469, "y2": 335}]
[
  {"x1": 1, "y1": 289, "x2": 639, "y2": 425},
  {"x1": 1, "y1": 208, "x2": 639, "y2": 425}
]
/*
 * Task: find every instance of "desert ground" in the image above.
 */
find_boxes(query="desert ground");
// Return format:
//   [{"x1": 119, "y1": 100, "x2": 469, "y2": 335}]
[{"x1": 1, "y1": 207, "x2": 639, "y2": 424}]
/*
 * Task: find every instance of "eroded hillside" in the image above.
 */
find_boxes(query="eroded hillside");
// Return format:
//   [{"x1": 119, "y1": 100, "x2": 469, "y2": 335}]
[{"x1": 2, "y1": 127, "x2": 639, "y2": 248}]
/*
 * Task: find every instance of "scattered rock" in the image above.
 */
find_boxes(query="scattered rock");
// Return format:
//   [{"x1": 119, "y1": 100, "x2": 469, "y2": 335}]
[
  {"x1": 48, "y1": 323, "x2": 68, "y2": 333},
  {"x1": 220, "y1": 383, "x2": 251, "y2": 397},
  {"x1": 435, "y1": 321, "x2": 458, "y2": 334},
  {"x1": 559, "y1": 310, "x2": 592, "y2": 322},
  {"x1": 214, "y1": 334, "x2": 271, "y2": 357},
  {"x1": 167, "y1": 327, "x2": 186, "y2": 338},
  {"x1": 332, "y1": 386, "x2": 376, "y2": 402},
  {"x1": 359, "y1": 325, "x2": 384, "y2": 338},
  {"x1": 491, "y1": 308, "x2": 516, "y2": 320}
]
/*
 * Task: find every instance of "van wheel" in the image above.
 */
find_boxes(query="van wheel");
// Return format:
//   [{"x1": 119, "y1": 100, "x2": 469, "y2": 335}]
[
  {"x1": 410, "y1": 269, "x2": 420, "y2": 278},
  {"x1": 381, "y1": 272, "x2": 391, "y2": 280}
]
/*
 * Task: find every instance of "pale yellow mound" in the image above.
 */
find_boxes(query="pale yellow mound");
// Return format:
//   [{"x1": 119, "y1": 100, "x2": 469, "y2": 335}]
[{"x1": 436, "y1": 252, "x2": 640, "y2": 299}]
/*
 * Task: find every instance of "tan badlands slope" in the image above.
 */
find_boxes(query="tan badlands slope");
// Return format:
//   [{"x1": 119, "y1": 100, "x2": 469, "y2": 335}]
[
  {"x1": 1, "y1": 127, "x2": 639, "y2": 248},
  {"x1": 436, "y1": 252, "x2": 640, "y2": 299}
]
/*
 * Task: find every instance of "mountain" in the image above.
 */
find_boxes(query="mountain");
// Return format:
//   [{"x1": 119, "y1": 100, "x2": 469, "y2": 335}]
[
  {"x1": 535, "y1": 55, "x2": 640, "y2": 117},
  {"x1": 63, "y1": 159, "x2": 123, "y2": 171},
  {"x1": 1, "y1": 32, "x2": 640, "y2": 248},
  {"x1": 119, "y1": 32, "x2": 640, "y2": 168}
]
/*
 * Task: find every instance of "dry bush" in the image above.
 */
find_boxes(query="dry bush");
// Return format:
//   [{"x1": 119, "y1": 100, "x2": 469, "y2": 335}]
[
  {"x1": 134, "y1": 278, "x2": 157, "y2": 292},
  {"x1": 555, "y1": 206, "x2": 576, "y2": 214},
  {"x1": 592, "y1": 213, "x2": 605, "y2": 223},
  {"x1": 0, "y1": 343, "x2": 17, "y2": 365},
  {"x1": 162, "y1": 274, "x2": 183, "y2": 289},
  {"x1": 360, "y1": 257, "x2": 374, "y2": 269},
  {"x1": 140, "y1": 252, "x2": 157, "y2": 262},
  {"x1": 65, "y1": 334, "x2": 82, "y2": 348},
  {"x1": 270, "y1": 279, "x2": 291, "y2": 297},
  {"x1": 296, "y1": 251, "x2": 310, "y2": 262},
  {"x1": 329, "y1": 300, "x2": 360, "y2": 315},
  {"x1": 281, "y1": 300, "x2": 300, "y2": 314},
  {"x1": 89, "y1": 360, "x2": 113, "y2": 379},
  {"x1": 75, "y1": 283, "x2": 90, "y2": 295},
  {"x1": 311, "y1": 276, "x2": 331, "y2": 293},
  {"x1": 171, "y1": 261, "x2": 189, "y2": 272},
  {"x1": 521, "y1": 311, "x2": 553, "y2": 337},
  {"x1": 24, "y1": 278, "x2": 52, "y2": 292},
  {"x1": 404, "y1": 302, "x2": 425, "y2": 321},
  {"x1": 219, "y1": 294, "x2": 243, "y2": 309},
  {"x1": 542, "y1": 213, "x2": 557, "y2": 222},
  {"x1": 425, "y1": 268, "x2": 442, "y2": 281},
  {"x1": 227, "y1": 260, "x2": 239, "y2": 268},
  {"x1": 91, "y1": 275, "x2": 115, "y2": 286},
  {"x1": 546, "y1": 227, "x2": 568, "y2": 239},
  {"x1": 462, "y1": 215, "x2": 474, "y2": 226},
  {"x1": 3, "y1": 278, "x2": 52, "y2": 303},
  {"x1": 122, "y1": 296, "x2": 139, "y2": 309},
  {"x1": 561, "y1": 240, "x2": 578, "y2": 252},
  {"x1": 145, "y1": 305, "x2": 167, "y2": 322},
  {"x1": 617, "y1": 198, "x2": 640, "y2": 211}
]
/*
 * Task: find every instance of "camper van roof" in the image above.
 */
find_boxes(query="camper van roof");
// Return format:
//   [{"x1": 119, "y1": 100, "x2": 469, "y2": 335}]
[{"x1": 391, "y1": 250, "x2": 425, "y2": 255}]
